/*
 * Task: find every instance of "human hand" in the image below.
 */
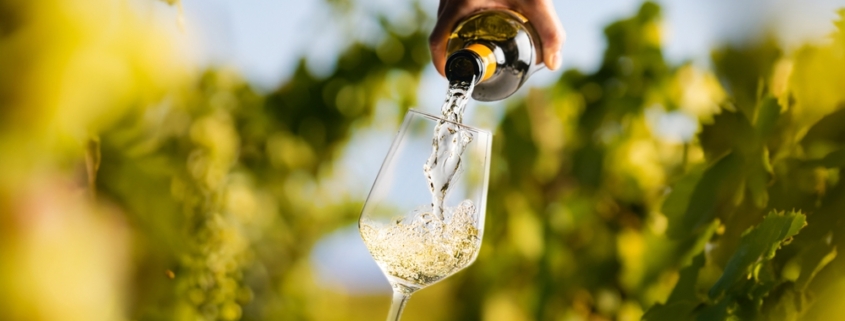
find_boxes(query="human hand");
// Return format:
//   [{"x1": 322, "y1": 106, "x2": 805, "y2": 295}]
[{"x1": 429, "y1": 0, "x2": 566, "y2": 76}]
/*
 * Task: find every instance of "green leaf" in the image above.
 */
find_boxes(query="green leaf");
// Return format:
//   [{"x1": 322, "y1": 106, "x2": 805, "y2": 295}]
[
  {"x1": 643, "y1": 301, "x2": 699, "y2": 321},
  {"x1": 677, "y1": 221, "x2": 720, "y2": 268},
  {"x1": 755, "y1": 96, "x2": 781, "y2": 139},
  {"x1": 708, "y1": 210, "x2": 807, "y2": 299},
  {"x1": 699, "y1": 110, "x2": 757, "y2": 162},
  {"x1": 746, "y1": 147, "x2": 773, "y2": 209},
  {"x1": 669, "y1": 152, "x2": 744, "y2": 239},
  {"x1": 667, "y1": 253, "x2": 707, "y2": 304},
  {"x1": 791, "y1": 241, "x2": 838, "y2": 291},
  {"x1": 760, "y1": 286, "x2": 805, "y2": 321},
  {"x1": 696, "y1": 294, "x2": 733, "y2": 321},
  {"x1": 711, "y1": 39, "x2": 782, "y2": 119},
  {"x1": 643, "y1": 235, "x2": 719, "y2": 320},
  {"x1": 801, "y1": 105, "x2": 845, "y2": 148},
  {"x1": 662, "y1": 165, "x2": 706, "y2": 226},
  {"x1": 747, "y1": 260, "x2": 781, "y2": 312},
  {"x1": 805, "y1": 148, "x2": 845, "y2": 168}
]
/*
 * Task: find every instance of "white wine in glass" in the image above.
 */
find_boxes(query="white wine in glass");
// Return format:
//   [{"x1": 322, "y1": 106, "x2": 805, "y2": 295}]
[{"x1": 359, "y1": 109, "x2": 491, "y2": 321}]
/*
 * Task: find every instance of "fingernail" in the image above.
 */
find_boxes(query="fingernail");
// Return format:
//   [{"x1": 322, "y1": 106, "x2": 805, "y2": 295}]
[{"x1": 549, "y1": 52, "x2": 560, "y2": 70}]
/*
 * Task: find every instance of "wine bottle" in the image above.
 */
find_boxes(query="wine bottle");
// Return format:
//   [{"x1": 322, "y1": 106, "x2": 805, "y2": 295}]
[{"x1": 445, "y1": 9, "x2": 545, "y2": 101}]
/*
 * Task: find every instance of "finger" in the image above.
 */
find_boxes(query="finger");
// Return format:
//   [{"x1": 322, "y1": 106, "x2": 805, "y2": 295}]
[
  {"x1": 437, "y1": 0, "x2": 447, "y2": 17},
  {"x1": 429, "y1": 1, "x2": 475, "y2": 76},
  {"x1": 522, "y1": 0, "x2": 565, "y2": 70}
]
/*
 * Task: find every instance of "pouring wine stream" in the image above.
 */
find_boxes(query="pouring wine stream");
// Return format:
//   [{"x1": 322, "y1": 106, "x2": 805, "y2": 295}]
[{"x1": 424, "y1": 77, "x2": 476, "y2": 221}]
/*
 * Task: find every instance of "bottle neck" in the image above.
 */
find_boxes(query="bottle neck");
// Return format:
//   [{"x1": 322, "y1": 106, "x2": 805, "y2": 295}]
[{"x1": 445, "y1": 43, "x2": 497, "y2": 84}]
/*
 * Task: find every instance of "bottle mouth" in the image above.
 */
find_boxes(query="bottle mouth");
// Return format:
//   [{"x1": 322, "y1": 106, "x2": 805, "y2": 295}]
[{"x1": 446, "y1": 49, "x2": 484, "y2": 84}]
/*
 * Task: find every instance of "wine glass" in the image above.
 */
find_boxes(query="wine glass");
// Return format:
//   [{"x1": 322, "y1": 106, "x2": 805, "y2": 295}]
[{"x1": 358, "y1": 109, "x2": 492, "y2": 321}]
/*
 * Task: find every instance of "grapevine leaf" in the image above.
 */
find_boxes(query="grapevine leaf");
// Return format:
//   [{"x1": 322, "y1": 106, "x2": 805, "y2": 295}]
[
  {"x1": 747, "y1": 259, "x2": 780, "y2": 312},
  {"x1": 669, "y1": 152, "x2": 743, "y2": 239},
  {"x1": 711, "y1": 39, "x2": 781, "y2": 118},
  {"x1": 792, "y1": 242, "x2": 838, "y2": 291},
  {"x1": 760, "y1": 286, "x2": 804, "y2": 321},
  {"x1": 696, "y1": 294, "x2": 733, "y2": 321},
  {"x1": 642, "y1": 301, "x2": 699, "y2": 321},
  {"x1": 667, "y1": 253, "x2": 706, "y2": 303},
  {"x1": 755, "y1": 96, "x2": 781, "y2": 139},
  {"x1": 676, "y1": 220, "x2": 720, "y2": 268},
  {"x1": 801, "y1": 104, "x2": 845, "y2": 148},
  {"x1": 805, "y1": 148, "x2": 845, "y2": 168},
  {"x1": 662, "y1": 165, "x2": 705, "y2": 229},
  {"x1": 699, "y1": 110, "x2": 757, "y2": 162},
  {"x1": 708, "y1": 210, "x2": 807, "y2": 299},
  {"x1": 643, "y1": 243, "x2": 715, "y2": 320},
  {"x1": 746, "y1": 147, "x2": 773, "y2": 209}
]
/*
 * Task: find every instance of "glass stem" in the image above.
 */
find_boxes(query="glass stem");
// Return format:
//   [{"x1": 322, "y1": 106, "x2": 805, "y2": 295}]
[{"x1": 386, "y1": 289, "x2": 411, "y2": 321}]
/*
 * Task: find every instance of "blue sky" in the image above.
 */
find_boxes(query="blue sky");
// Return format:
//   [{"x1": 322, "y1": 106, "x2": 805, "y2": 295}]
[{"x1": 176, "y1": 0, "x2": 843, "y2": 91}]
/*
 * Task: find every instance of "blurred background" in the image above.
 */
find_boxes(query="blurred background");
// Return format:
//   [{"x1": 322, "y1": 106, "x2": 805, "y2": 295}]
[{"x1": 1, "y1": 0, "x2": 845, "y2": 320}]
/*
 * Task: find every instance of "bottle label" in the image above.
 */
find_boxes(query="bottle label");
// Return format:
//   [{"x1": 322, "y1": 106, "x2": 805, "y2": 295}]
[{"x1": 465, "y1": 44, "x2": 496, "y2": 82}]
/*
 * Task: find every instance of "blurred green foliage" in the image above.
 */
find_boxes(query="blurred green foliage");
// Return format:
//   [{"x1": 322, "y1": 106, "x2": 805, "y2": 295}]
[{"x1": 2, "y1": 0, "x2": 845, "y2": 320}]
